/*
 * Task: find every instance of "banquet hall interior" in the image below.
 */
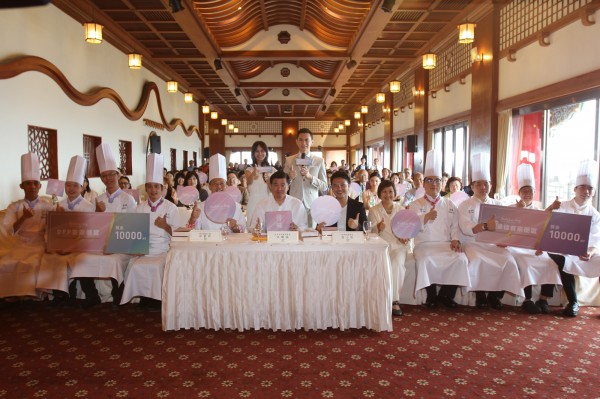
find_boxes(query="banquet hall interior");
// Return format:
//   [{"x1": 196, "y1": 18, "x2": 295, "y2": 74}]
[{"x1": 1, "y1": 0, "x2": 600, "y2": 398}]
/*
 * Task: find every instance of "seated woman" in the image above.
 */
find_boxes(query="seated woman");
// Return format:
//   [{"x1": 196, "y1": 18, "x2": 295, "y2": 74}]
[
  {"x1": 368, "y1": 180, "x2": 410, "y2": 316},
  {"x1": 81, "y1": 176, "x2": 98, "y2": 204},
  {"x1": 184, "y1": 171, "x2": 208, "y2": 202},
  {"x1": 362, "y1": 172, "x2": 381, "y2": 210}
]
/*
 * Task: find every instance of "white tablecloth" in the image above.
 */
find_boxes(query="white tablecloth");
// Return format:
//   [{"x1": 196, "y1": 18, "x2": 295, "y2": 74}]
[{"x1": 162, "y1": 234, "x2": 392, "y2": 332}]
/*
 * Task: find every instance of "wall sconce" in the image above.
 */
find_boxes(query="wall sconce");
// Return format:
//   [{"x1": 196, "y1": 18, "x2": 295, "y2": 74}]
[
  {"x1": 375, "y1": 92, "x2": 385, "y2": 103},
  {"x1": 389, "y1": 80, "x2": 401, "y2": 93},
  {"x1": 221, "y1": 118, "x2": 228, "y2": 126},
  {"x1": 345, "y1": 119, "x2": 351, "y2": 126},
  {"x1": 167, "y1": 81, "x2": 178, "y2": 93},
  {"x1": 361, "y1": 105, "x2": 368, "y2": 114},
  {"x1": 381, "y1": 117, "x2": 385, "y2": 122},
  {"x1": 287, "y1": 129, "x2": 294, "y2": 135},
  {"x1": 412, "y1": 87, "x2": 425, "y2": 97},
  {"x1": 354, "y1": 111, "x2": 361, "y2": 119},
  {"x1": 431, "y1": 91, "x2": 437, "y2": 98},
  {"x1": 210, "y1": 111, "x2": 218, "y2": 120},
  {"x1": 233, "y1": 127, "x2": 239, "y2": 133},
  {"x1": 470, "y1": 47, "x2": 483, "y2": 63},
  {"x1": 83, "y1": 22, "x2": 103, "y2": 44},
  {"x1": 408, "y1": 103, "x2": 413, "y2": 109},
  {"x1": 458, "y1": 22, "x2": 476, "y2": 44},
  {"x1": 400, "y1": 107, "x2": 405, "y2": 113},
  {"x1": 444, "y1": 84, "x2": 451, "y2": 92},
  {"x1": 422, "y1": 52, "x2": 436, "y2": 70},
  {"x1": 202, "y1": 105, "x2": 210, "y2": 114},
  {"x1": 128, "y1": 53, "x2": 142, "y2": 69},
  {"x1": 393, "y1": 109, "x2": 399, "y2": 116},
  {"x1": 184, "y1": 93, "x2": 193, "y2": 103}
]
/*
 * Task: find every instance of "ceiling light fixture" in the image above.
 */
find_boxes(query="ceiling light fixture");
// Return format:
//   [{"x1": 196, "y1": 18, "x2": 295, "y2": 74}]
[
  {"x1": 83, "y1": 22, "x2": 103, "y2": 44},
  {"x1": 221, "y1": 118, "x2": 228, "y2": 126},
  {"x1": 169, "y1": 0, "x2": 184, "y2": 13},
  {"x1": 361, "y1": 105, "x2": 368, "y2": 114},
  {"x1": 422, "y1": 52, "x2": 437, "y2": 70},
  {"x1": 389, "y1": 80, "x2": 401, "y2": 93},
  {"x1": 202, "y1": 105, "x2": 210, "y2": 114},
  {"x1": 128, "y1": 53, "x2": 142, "y2": 69},
  {"x1": 375, "y1": 92, "x2": 385, "y2": 103},
  {"x1": 458, "y1": 22, "x2": 476, "y2": 44},
  {"x1": 345, "y1": 119, "x2": 351, "y2": 126},
  {"x1": 210, "y1": 111, "x2": 218, "y2": 120},
  {"x1": 167, "y1": 81, "x2": 178, "y2": 93},
  {"x1": 184, "y1": 93, "x2": 193, "y2": 103},
  {"x1": 354, "y1": 111, "x2": 361, "y2": 120}
]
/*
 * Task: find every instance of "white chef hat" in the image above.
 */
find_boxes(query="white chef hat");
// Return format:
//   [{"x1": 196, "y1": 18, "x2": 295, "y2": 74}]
[
  {"x1": 575, "y1": 158, "x2": 599, "y2": 188},
  {"x1": 424, "y1": 149, "x2": 442, "y2": 178},
  {"x1": 471, "y1": 153, "x2": 491, "y2": 182},
  {"x1": 96, "y1": 143, "x2": 118, "y2": 174},
  {"x1": 21, "y1": 153, "x2": 40, "y2": 183},
  {"x1": 66, "y1": 155, "x2": 87, "y2": 185},
  {"x1": 146, "y1": 153, "x2": 164, "y2": 185},
  {"x1": 209, "y1": 153, "x2": 227, "y2": 182},
  {"x1": 517, "y1": 163, "x2": 535, "y2": 190}
]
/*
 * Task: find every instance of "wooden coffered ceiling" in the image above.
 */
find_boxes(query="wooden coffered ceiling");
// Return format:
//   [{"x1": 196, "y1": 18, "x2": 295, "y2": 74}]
[{"x1": 53, "y1": 0, "x2": 487, "y2": 120}]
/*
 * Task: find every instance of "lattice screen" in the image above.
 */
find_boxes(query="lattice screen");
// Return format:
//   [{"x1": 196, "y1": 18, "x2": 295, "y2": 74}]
[
  {"x1": 392, "y1": 72, "x2": 415, "y2": 105},
  {"x1": 119, "y1": 140, "x2": 131, "y2": 175},
  {"x1": 226, "y1": 120, "x2": 281, "y2": 134},
  {"x1": 300, "y1": 120, "x2": 350, "y2": 134},
  {"x1": 28, "y1": 125, "x2": 57, "y2": 180},
  {"x1": 500, "y1": 0, "x2": 593, "y2": 51},
  {"x1": 429, "y1": 37, "x2": 472, "y2": 92}
]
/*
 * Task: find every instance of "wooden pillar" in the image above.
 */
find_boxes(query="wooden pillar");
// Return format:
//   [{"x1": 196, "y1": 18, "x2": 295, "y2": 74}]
[
  {"x1": 470, "y1": 9, "x2": 499, "y2": 187},
  {"x1": 282, "y1": 120, "x2": 299, "y2": 160},
  {"x1": 413, "y1": 68, "x2": 428, "y2": 173},
  {"x1": 383, "y1": 93, "x2": 393, "y2": 170},
  {"x1": 208, "y1": 118, "x2": 225, "y2": 156}
]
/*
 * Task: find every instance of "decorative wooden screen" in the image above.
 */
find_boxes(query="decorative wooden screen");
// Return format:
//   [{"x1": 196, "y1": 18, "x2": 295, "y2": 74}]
[
  {"x1": 183, "y1": 150, "x2": 189, "y2": 170},
  {"x1": 300, "y1": 120, "x2": 346, "y2": 134},
  {"x1": 27, "y1": 125, "x2": 58, "y2": 180},
  {"x1": 193, "y1": 151, "x2": 198, "y2": 167},
  {"x1": 119, "y1": 140, "x2": 132, "y2": 175},
  {"x1": 392, "y1": 72, "x2": 415, "y2": 106},
  {"x1": 82, "y1": 135, "x2": 102, "y2": 177},
  {"x1": 429, "y1": 37, "x2": 472, "y2": 93},
  {"x1": 170, "y1": 148, "x2": 177, "y2": 172}
]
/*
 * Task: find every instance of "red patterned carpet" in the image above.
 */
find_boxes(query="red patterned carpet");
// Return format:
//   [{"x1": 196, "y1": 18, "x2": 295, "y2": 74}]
[{"x1": 1, "y1": 302, "x2": 599, "y2": 399}]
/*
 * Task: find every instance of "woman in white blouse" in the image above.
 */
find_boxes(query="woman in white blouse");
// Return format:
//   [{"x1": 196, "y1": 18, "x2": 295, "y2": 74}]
[
  {"x1": 368, "y1": 180, "x2": 410, "y2": 316},
  {"x1": 245, "y1": 141, "x2": 272, "y2": 229}
]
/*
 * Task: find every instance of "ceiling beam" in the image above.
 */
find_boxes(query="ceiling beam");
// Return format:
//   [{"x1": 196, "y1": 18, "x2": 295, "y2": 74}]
[{"x1": 221, "y1": 50, "x2": 348, "y2": 61}]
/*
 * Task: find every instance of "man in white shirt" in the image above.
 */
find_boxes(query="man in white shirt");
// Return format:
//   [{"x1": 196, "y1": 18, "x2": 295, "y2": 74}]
[
  {"x1": 409, "y1": 150, "x2": 470, "y2": 309},
  {"x1": 250, "y1": 170, "x2": 308, "y2": 231},
  {"x1": 458, "y1": 153, "x2": 522, "y2": 309},
  {"x1": 1, "y1": 153, "x2": 54, "y2": 299},
  {"x1": 121, "y1": 154, "x2": 180, "y2": 310},
  {"x1": 548, "y1": 159, "x2": 600, "y2": 317},
  {"x1": 189, "y1": 153, "x2": 245, "y2": 231},
  {"x1": 284, "y1": 128, "x2": 328, "y2": 226},
  {"x1": 70, "y1": 143, "x2": 136, "y2": 308}
]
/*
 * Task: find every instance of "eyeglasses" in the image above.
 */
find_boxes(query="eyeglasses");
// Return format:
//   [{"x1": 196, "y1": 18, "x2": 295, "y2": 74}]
[{"x1": 423, "y1": 178, "x2": 442, "y2": 184}]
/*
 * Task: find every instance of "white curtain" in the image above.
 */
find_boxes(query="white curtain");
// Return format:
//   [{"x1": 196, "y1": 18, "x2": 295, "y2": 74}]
[{"x1": 495, "y1": 110, "x2": 512, "y2": 197}]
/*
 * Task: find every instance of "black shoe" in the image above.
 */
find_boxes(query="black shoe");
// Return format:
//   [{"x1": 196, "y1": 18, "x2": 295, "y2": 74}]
[
  {"x1": 475, "y1": 292, "x2": 488, "y2": 309},
  {"x1": 522, "y1": 300, "x2": 541, "y2": 314},
  {"x1": 535, "y1": 299, "x2": 550, "y2": 314},
  {"x1": 438, "y1": 296, "x2": 458, "y2": 309},
  {"x1": 488, "y1": 295, "x2": 503, "y2": 310},
  {"x1": 392, "y1": 301, "x2": 403, "y2": 316},
  {"x1": 81, "y1": 296, "x2": 101, "y2": 309},
  {"x1": 424, "y1": 299, "x2": 437, "y2": 309},
  {"x1": 562, "y1": 302, "x2": 579, "y2": 317}
]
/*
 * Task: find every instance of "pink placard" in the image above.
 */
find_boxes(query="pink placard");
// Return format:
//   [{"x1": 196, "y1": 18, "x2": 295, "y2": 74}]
[
  {"x1": 391, "y1": 209, "x2": 422, "y2": 239},
  {"x1": 310, "y1": 195, "x2": 342, "y2": 226},
  {"x1": 414, "y1": 187, "x2": 425, "y2": 200},
  {"x1": 395, "y1": 183, "x2": 407, "y2": 198},
  {"x1": 265, "y1": 210, "x2": 293, "y2": 231},
  {"x1": 449, "y1": 191, "x2": 469, "y2": 206},
  {"x1": 177, "y1": 186, "x2": 199, "y2": 205},
  {"x1": 204, "y1": 192, "x2": 236, "y2": 224},
  {"x1": 225, "y1": 185, "x2": 242, "y2": 203},
  {"x1": 46, "y1": 179, "x2": 65, "y2": 197},
  {"x1": 349, "y1": 182, "x2": 361, "y2": 197},
  {"x1": 197, "y1": 171, "x2": 208, "y2": 184}
]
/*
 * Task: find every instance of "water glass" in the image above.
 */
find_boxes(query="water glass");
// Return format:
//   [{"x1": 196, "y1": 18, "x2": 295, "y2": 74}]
[{"x1": 363, "y1": 220, "x2": 372, "y2": 240}]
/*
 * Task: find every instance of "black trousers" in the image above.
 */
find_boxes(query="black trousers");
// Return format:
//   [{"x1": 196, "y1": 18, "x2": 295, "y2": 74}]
[
  {"x1": 523, "y1": 284, "x2": 554, "y2": 300},
  {"x1": 426, "y1": 284, "x2": 458, "y2": 300},
  {"x1": 548, "y1": 253, "x2": 577, "y2": 303},
  {"x1": 75, "y1": 277, "x2": 121, "y2": 302}
]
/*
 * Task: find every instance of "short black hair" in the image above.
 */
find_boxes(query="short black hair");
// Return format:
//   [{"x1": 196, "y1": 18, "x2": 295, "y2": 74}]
[
  {"x1": 269, "y1": 170, "x2": 290, "y2": 185},
  {"x1": 377, "y1": 180, "x2": 396, "y2": 198},
  {"x1": 297, "y1": 127, "x2": 313, "y2": 139},
  {"x1": 330, "y1": 170, "x2": 350, "y2": 184}
]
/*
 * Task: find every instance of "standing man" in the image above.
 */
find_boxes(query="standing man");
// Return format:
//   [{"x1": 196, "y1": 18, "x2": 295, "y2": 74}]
[
  {"x1": 284, "y1": 128, "x2": 328, "y2": 226},
  {"x1": 458, "y1": 153, "x2": 522, "y2": 310},
  {"x1": 409, "y1": 150, "x2": 470, "y2": 309}
]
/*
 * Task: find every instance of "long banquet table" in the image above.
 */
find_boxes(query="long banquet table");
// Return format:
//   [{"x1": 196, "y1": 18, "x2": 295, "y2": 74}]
[{"x1": 162, "y1": 233, "x2": 392, "y2": 332}]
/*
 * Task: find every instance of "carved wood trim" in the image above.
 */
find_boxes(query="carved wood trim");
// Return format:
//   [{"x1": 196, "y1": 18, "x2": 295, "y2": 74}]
[{"x1": 0, "y1": 55, "x2": 200, "y2": 137}]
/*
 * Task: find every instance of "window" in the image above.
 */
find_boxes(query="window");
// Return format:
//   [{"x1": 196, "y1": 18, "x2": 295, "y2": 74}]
[
  {"x1": 193, "y1": 151, "x2": 197, "y2": 167},
  {"x1": 170, "y1": 148, "x2": 177, "y2": 172},
  {"x1": 432, "y1": 122, "x2": 469, "y2": 182},
  {"x1": 28, "y1": 125, "x2": 58, "y2": 180},
  {"x1": 229, "y1": 151, "x2": 252, "y2": 166},
  {"x1": 395, "y1": 138, "x2": 405, "y2": 173},
  {"x1": 119, "y1": 140, "x2": 132, "y2": 175},
  {"x1": 183, "y1": 150, "x2": 188, "y2": 170},
  {"x1": 510, "y1": 94, "x2": 600, "y2": 208},
  {"x1": 83, "y1": 134, "x2": 102, "y2": 178}
]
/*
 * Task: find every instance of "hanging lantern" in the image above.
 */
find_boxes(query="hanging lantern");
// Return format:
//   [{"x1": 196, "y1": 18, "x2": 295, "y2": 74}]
[
  {"x1": 221, "y1": 118, "x2": 228, "y2": 126},
  {"x1": 128, "y1": 53, "x2": 142, "y2": 69},
  {"x1": 184, "y1": 93, "x2": 193, "y2": 103},
  {"x1": 210, "y1": 111, "x2": 218, "y2": 120},
  {"x1": 389, "y1": 80, "x2": 401, "y2": 93},
  {"x1": 361, "y1": 105, "x2": 368, "y2": 114},
  {"x1": 375, "y1": 92, "x2": 385, "y2": 103},
  {"x1": 167, "y1": 81, "x2": 178, "y2": 93},
  {"x1": 83, "y1": 22, "x2": 103, "y2": 44},
  {"x1": 458, "y1": 22, "x2": 476, "y2": 44},
  {"x1": 345, "y1": 119, "x2": 351, "y2": 126},
  {"x1": 202, "y1": 105, "x2": 210, "y2": 114},
  {"x1": 422, "y1": 53, "x2": 437, "y2": 70},
  {"x1": 354, "y1": 111, "x2": 361, "y2": 120}
]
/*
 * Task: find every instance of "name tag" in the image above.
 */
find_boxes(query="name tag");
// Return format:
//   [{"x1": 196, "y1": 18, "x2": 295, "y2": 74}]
[
  {"x1": 256, "y1": 166, "x2": 274, "y2": 173},
  {"x1": 189, "y1": 230, "x2": 222, "y2": 242},
  {"x1": 295, "y1": 158, "x2": 313, "y2": 166},
  {"x1": 331, "y1": 231, "x2": 364, "y2": 244},
  {"x1": 267, "y1": 231, "x2": 299, "y2": 244}
]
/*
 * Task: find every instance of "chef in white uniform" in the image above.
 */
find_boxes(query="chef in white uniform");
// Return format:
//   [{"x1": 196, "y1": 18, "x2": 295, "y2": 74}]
[
  {"x1": 38, "y1": 155, "x2": 95, "y2": 301},
  {"x1": 458, "y1": 153, "x2": 522, "y2": 309},
  {"x1": 409, "y1": 149, "x2": 470, "y2": 309},
  {"x1": 189, "y1": 153, "x2": 245, "y2": 231},
  {"x1": 508, "y1": 163, "x2": 561, "y2": 314},
  {"x1": 120, "y1": 153, "x2": 180, "y2": 309},
  {"x1": 70, "y1": 143, "x2": 136, "y2": 308},
  {"x1": 1, "y1": 153, "x2": 54, "y2": 299},
  {"x1": 548, "y1": 159, "x2": 600, "y2": 317}
]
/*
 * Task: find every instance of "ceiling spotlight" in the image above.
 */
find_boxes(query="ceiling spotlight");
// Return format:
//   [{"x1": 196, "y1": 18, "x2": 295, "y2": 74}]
[
  {"x1": 330, "y1": 88, "x2": 336, "y2": 96},
  {"x1": 234, "y1": 87, "x2": 241, "y2": 96},
  {"x1": 170, "y1": 0, "x2": 184, "y2": 13},
  {"x1": 214, "y1": 58, "x2": 223, "y2": 70},
  {"x1": 246, "y1": 104, "x2": 251, "y2": 111},
  {"x1": 381, "y1": 0, "x2": 395, "y2": 13},
  {"x1": 346, "y1": 59, "x2": 357, "y2": 69}
]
